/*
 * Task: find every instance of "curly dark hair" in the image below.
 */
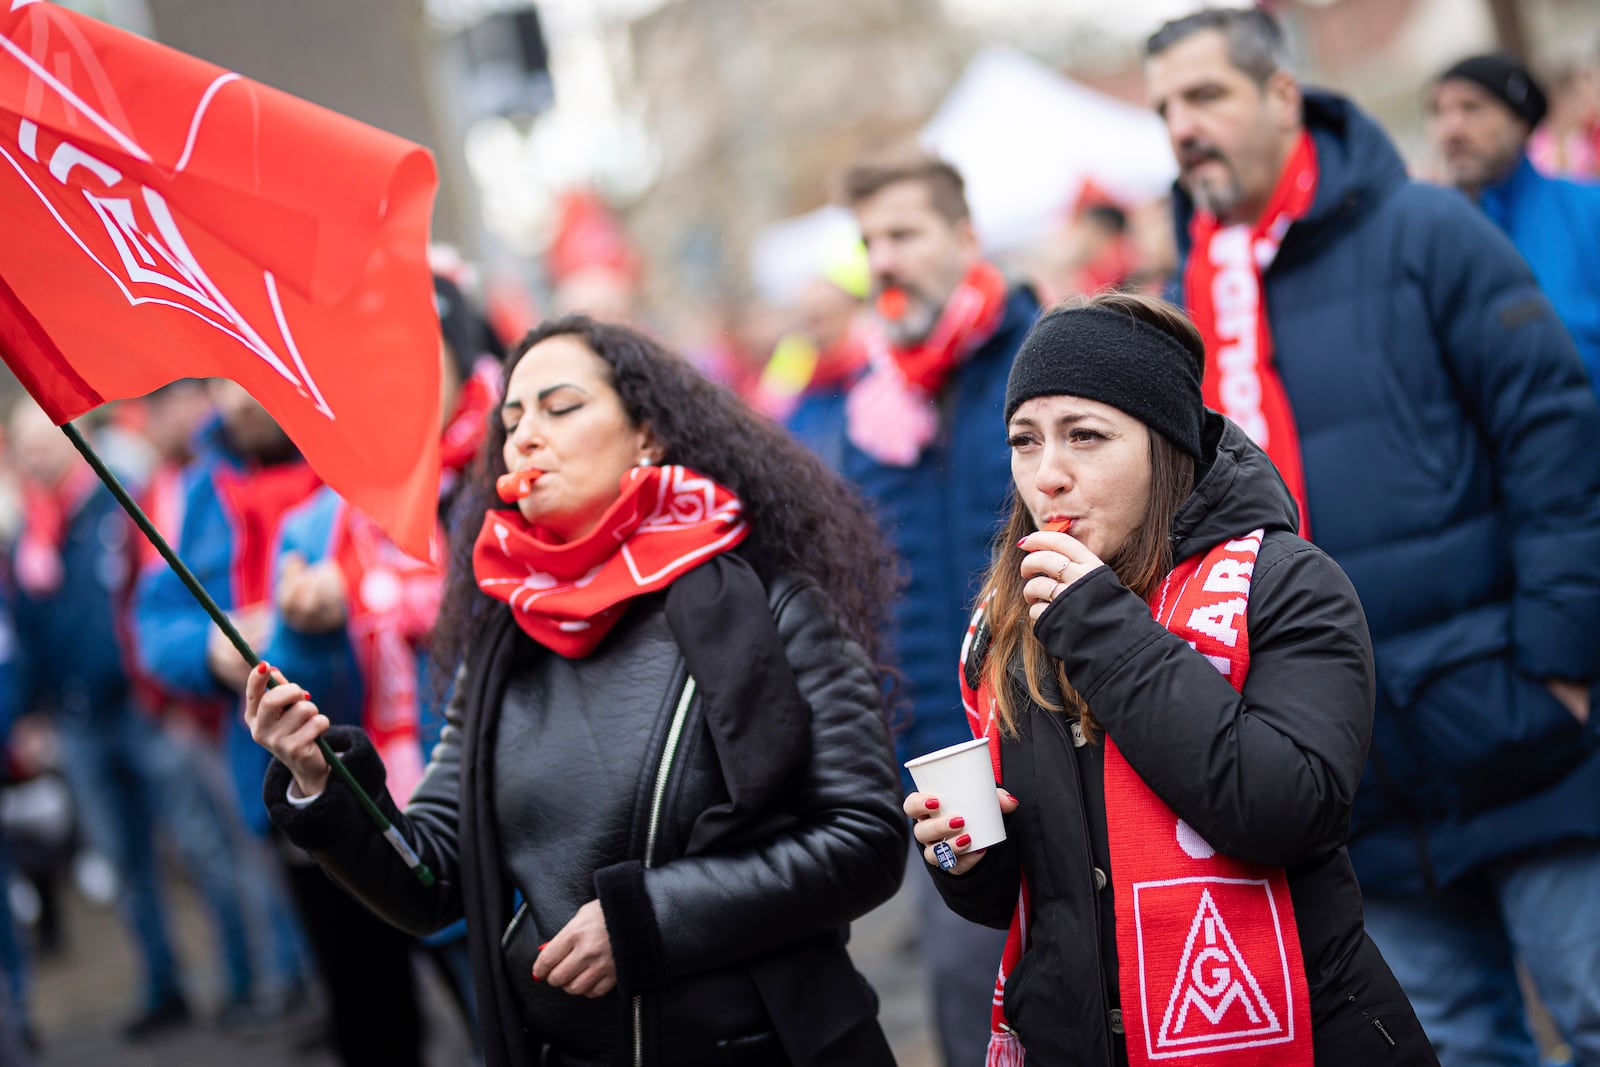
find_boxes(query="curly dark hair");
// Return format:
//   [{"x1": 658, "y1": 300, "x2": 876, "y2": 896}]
[{"x1": 431, "y1": 314, "x2": 901, "y2": 700}]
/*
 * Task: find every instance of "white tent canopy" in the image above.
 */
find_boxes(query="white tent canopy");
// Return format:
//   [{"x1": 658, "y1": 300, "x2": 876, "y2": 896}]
[{"x1": 749, "y1": 46, "x2": 1177, "y2": 303}]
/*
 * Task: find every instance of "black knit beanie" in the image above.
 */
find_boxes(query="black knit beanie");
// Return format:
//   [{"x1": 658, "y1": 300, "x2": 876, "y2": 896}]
[
  {"x1": 1004, "y1": 304, "x2": 1204, "y2": 458},
  {"x1": 1437, "y1": 53, "x2": 1548, "y2": 129}
]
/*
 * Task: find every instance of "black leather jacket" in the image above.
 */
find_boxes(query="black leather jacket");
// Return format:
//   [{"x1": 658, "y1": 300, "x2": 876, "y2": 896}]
[{"x1": 267, "y1": 573, "x2": 906, "y2": 1066}]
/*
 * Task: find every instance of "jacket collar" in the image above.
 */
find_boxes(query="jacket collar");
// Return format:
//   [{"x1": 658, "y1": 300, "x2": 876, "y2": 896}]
[
  {"x1": 1478, "y1": 151, "x2": 1540, "y2": 230},
  {"x1": 1170, "y1": 413, "x2": 1300, "y2": 564}
]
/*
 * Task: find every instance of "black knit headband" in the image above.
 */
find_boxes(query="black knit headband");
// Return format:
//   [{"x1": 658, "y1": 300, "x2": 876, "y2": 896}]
[{"x1": 1003, "y1": 305, "x2": 1204, "y2": 458}]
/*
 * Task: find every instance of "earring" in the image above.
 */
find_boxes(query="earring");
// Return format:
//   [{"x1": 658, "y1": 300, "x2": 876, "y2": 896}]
[{"x1": 636, "y1": 456, "x2": 654, "y2": 468}]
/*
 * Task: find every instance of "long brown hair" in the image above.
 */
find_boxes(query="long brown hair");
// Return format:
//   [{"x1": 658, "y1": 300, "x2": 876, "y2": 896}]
[{"x1": 978, "y1": 292, "x2": 1202, "y2": 739}]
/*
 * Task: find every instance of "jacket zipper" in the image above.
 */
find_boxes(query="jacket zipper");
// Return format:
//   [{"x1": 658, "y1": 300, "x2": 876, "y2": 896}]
[
  {"x1": 501, "y1": 900, "x2": 529, "y2": 951},
  {"x1": 632, "y1": 673, "x2": 697, "y2": 1067}
]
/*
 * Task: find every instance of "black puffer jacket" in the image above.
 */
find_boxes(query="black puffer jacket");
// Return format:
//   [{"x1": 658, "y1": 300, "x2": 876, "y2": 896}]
[
  {"x1": 932, "y1": 416, "x2": 1436, "y2": 1066},
  {"x1": 267, "y1": 571, "x2": 906, "y2": 1067}
]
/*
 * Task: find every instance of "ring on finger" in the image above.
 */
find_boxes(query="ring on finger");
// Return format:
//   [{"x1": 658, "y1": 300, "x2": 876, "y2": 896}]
[{"x1": 932, "y1": 840, "x2": 958, "y2": 871}]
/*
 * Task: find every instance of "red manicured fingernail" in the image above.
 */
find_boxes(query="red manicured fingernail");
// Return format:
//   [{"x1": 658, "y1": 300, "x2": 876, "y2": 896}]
[
  {"x1": 537, "y1": 942, "x2": 549, "y2": 950},
  {"x1": 924, "y1": 797, "x2": 939, "y2": 811},
  {"x1": 955, "y1": 834, "x2": 972, "y2": 848},
  {"x1": 949, "y1": 816, "x2": 966, "y2": 829},
  {"x1": 1016, "y1": 537, "x2": 1028, "y2": 548},
  {"x1": 254, "y1": 663, "x2": 267, "y2": 675},
  {"x1": 530, "y1": 968, "x2": 541, "y2": 983}
]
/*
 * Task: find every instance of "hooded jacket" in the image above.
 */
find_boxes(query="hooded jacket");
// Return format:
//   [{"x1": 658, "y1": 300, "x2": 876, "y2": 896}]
[
  {"x1": 932, "y1": 415, "x2": 1435, "y2": 1066},
  {"x1": 1173, "y1": 91, "x2": 1600, "y2": 896}
]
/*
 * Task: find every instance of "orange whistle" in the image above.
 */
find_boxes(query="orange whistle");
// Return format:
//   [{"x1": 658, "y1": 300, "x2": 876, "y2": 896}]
[
  {"x1": 1044, "y1": 519, "x2": 1073, "y2": 534},
  {"x1": 496, "y1": 469, "x2": 542, "y2": 503},
  {"x1": 876, "y1": 288, "x2": 909, "y2": 322}
]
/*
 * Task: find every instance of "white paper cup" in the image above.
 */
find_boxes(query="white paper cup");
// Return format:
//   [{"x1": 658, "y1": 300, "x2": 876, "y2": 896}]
[{"x1": 904, "y1": 737, "x2": 1007, "y2": 851}]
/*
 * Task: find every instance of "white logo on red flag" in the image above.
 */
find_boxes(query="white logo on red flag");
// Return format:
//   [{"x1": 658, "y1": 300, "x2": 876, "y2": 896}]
[
  {"x1": 0, "y1": 25, "x2": 334, "y2": 419},
  {"x1": 1132, "y1": 877, "x2": 1296, "y2": 1059}
]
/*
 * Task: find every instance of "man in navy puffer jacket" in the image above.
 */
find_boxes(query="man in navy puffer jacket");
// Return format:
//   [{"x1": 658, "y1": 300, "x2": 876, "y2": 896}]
[{"x1": 1149, "y1": 10, "x2": 1600, "y2": 1065}]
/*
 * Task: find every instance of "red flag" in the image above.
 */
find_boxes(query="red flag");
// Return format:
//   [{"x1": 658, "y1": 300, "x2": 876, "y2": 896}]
[{"x1": 0, "y1": 1, "x2": 441, "y2": 558}]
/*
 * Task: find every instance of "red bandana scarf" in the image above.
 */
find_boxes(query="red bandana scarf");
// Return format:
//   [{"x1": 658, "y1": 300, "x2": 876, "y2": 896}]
[
  {"x1": 330, "y1": 500, "x2": 442, "y2": 805},
  {"x1": 963, "y1": 531, "x2": 1312, "y2": 1066},
  {"x1": 1184, "y1": 133, "x2": 1318, "y2": 537},
  {"x1": 472, "y1": 465, "x2": 748, "y2": 658},
  {"x1": 846, "y1": 261, "x2": 1008, "y2": 467}
]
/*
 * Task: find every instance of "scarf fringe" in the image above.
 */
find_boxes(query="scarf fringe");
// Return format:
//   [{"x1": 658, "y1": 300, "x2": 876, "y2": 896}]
[{"x1": 986, "y1": 1031, "x2": 1025, "y2": 1067}]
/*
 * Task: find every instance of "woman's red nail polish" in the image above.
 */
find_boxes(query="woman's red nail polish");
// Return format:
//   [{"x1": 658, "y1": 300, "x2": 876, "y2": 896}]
[
  {"x1": 254, "y1": 663, "x2": 267, "y2": 675},
  {"x1": 949, "y1": 816, "x2": 966, "y2": 829},
  {"x1": 537, "y1": 942, "x2": 549, "y2": 951},
  {"x1": 530, "y1": 970, "x2": 541, "y2": 983},
  {"x1": 924, "y1": 798, "x2": 940, "y2": 811},
  {"x1": 1016, "y1": 537, "x2": 1028, "y2": 548},
  {"x1": 955, "y1": 834, "x2": 972, "y2": 848}
]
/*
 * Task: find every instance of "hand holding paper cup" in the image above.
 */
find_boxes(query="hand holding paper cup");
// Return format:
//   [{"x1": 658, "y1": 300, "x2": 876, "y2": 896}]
[{"x1": 905, "y1": 738, "x2": 1008, "y2": 865}]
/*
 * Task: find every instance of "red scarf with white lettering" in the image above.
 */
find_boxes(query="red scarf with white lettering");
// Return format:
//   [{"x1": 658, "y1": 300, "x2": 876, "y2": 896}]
[
  {"x1": 472, "y1": 465, "x2": 748, "y2": 658},
  {"x1": 1184, "y1": 134, "x2": 1317, "y2": 537},
  {"x1": 846, "y1": 261, "x2": 1008, "y2": 466},
  {"x1": 964, "y1": 531, "x2": 1312, "y2": 1066},
  {"x1": 330, "y1": 501, "x2": 441, "y2": 804}
]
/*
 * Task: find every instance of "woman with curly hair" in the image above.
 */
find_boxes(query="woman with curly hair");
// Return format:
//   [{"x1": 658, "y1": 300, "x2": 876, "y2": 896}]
[{"x1": 246, "y1": 315, "x2": 907, "y2": 1067}]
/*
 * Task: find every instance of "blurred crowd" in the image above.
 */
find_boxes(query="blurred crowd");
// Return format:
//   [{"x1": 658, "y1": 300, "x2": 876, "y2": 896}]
[{"x1": 0, "y1": 7, "x2": 1597, "y2": 1067}]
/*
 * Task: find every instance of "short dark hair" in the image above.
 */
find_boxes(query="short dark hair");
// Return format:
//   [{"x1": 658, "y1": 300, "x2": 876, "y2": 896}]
[
  {"x1": 1146, "y1": 7, "x2": 1292, "y2": 85},
  {"x1": 840, "y1": 147, "x2": 970, "y2": 224}
]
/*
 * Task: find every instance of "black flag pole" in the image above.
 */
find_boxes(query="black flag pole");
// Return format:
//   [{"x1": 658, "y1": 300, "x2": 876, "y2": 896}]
[{"x1": 61, "y1": 421, "x2": 436, "y2": 887}]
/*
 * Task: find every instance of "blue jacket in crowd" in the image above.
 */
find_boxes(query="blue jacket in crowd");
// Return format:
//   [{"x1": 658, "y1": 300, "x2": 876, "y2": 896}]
[
  {"x1": 131, "y1": 421, "x2": 320, "y2": 834},
  {"x1": 1478, "y1": 152, "x2": 1600, "y2": 393},
  {"x1": 840, "y1": 286, "x2": 1040, "y2": 789},
  {"x1": 785, "y1": 383, "x2": 855, "y2": 475},
  {"x1": 1175, "y1": 91, "x2": 1600, "y2": 896},
  {"x1": 261, "y1": 486, "x2": 453, "y2": 754},
  {"x1": 12, "y1": 482, "x2": 138, "y2": 729}
]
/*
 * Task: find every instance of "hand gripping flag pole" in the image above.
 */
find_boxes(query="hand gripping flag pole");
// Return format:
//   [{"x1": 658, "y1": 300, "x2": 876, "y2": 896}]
[
  {"x1": 0, "y1": 4, "x2": 446, "y2": 887},
  {"x1": 61, "y1": 421, "x2": 436, "y2": 887}
]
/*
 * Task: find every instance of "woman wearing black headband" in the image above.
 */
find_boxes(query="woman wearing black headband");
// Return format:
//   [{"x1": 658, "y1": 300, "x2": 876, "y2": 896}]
[{"x1": 904, "y1": 292, "x2": 1436, "y2": 1066}]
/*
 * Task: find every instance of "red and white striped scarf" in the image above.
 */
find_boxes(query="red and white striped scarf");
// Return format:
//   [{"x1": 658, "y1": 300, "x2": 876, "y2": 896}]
[{"x1": 962, "y1": 530, "x2": 1312, "y2": 1066}]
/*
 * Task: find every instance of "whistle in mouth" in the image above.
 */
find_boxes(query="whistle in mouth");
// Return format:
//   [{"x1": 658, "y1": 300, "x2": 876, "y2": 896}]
[{"x1": 496, "y1": 469, "x2": 542, "y2": 503}]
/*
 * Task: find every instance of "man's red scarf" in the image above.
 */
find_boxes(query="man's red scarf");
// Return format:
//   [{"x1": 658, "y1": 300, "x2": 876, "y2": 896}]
[
  {"x1": 846, "y1": 261, "x2": 1008, "y2": 467},
  {"x1": 1184, "y1": 134, "x2": 1318, "y2": 537},
  {"x1": 472, "y1": 465, "x2": 748, "y2": 658},
  {"x1": 962, "y1": 531, "x2": 1312, "y2": 1066},
  {"x1": 329, "y1": 500, "x2": 441, "y2": 804},
  {"x1": 214, "y1": 461, "x2": 323, "y2": 610}
]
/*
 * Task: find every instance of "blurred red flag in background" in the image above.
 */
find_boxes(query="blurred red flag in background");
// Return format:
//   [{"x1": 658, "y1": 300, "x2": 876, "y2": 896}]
[{"x1": 0, "y1": 0, "x2": 441, "y2": 558}]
